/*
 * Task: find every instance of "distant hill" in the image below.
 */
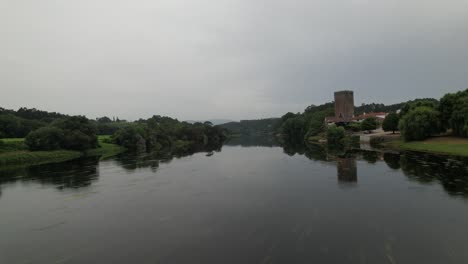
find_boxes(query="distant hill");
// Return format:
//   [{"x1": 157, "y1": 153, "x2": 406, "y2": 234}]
[
  {"x1": 185, "y1": 119, "x2": 234, "y2": 125},
  {"x1": 220, "y1": 118, "x2": 281, "y2": 136}
]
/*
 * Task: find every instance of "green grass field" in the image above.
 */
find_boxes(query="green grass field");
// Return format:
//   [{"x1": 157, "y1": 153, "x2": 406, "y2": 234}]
[
  {"x1": 383, "y1": 137, "x2": 468, "y2": 157},
  {"x1": 0, "y1": 138, "x2": 25, "y2": 143},
  {"x1": 0, "y1": 135, "x2": 125, "y2": 168},
  {"x1": 86, "y1": 135, "x2": 126, "y2": 159},
  {"x1": 0, "y1": 150, "x2": 82, "y2": 167}
]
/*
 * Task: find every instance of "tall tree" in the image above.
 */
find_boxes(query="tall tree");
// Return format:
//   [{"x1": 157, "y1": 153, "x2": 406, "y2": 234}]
[
  {"x1": 361, "y1": 118, "x2": 378, "y2": 133},
  {"x1": 382, "y1": 113, "x2": 399, "y2": 134},
  {"x1": 399, "y1": 106, "x2": 442, "y2": 141}
]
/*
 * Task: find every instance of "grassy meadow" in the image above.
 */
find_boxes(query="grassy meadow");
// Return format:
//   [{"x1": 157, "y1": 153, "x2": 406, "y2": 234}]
[
  {"x1": 382, "y1": 136, "x2": 468, "y2": 157},
  {"x1": 0, "y1": 135, "x2": 125, "y2": 168}
]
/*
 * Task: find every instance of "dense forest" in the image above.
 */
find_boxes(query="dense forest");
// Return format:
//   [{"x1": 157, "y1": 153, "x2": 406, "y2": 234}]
[
  {"x1": 0, "y1": 107, "x2": 227, "y2": 154},
  {"x1": 220, "y1": 118, "x2": 280, "y2": 137},
  {"x1": 0, "y1": 107, "x2": 128, "y2": 138}
]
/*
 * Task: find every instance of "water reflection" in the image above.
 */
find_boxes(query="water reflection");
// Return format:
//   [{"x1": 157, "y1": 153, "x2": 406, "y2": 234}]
[
  {"x1": 1, "y1": 140, "x2": 468, "y2": 199},
  {"x1": 113, "y1": 152, "x2": 162, "y2": 172},
  {"x1": 278, "y1": 141, "x2": 468, "y2": 197},
  {"x1": 383, "y1": 152, "x2": 401, "y2": 170},
  {"x1": 1, "y1": 140, "x2": 468, "y2": 263},
  {"x1": 0, "y1": 157, "x2": 100, "y2": 190},
  {"x1": 399, "y1": 152, "x2": 468, "y2": 197},
  {"x1": 0, "y1": 143, "x2": 223, "y2": 193},
  {"x1": 225, "y1": 135, "x2": 279, "y2": 147},
  {"x1": 336, "y1": 157, "x2": 357, "y2": 183}
]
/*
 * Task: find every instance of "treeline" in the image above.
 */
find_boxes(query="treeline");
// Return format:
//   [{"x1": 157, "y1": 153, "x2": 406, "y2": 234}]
[
  {"x1": 398, "y1": 88, "x2": 468, "y2": 141},
  {"x1": 276, "y1": 103, "x2": 334, "y2": 145},
  {"x1": 220, "y1": 118, "x2": 281, "y2": 137},
  {"x1": 1, "y1": 107, "x2": 227, "y2": 154},
  {"x1": 276, "y1": 89, "x2": 468, "y2": 146},
  {"x1": 354, "y1": 99, "x2": 438, "y2": 115},
  {"x1": 25, "y1": 116, "x2": 99, "y2": 151},
  {"x1": 112, "y1": 116, "x2": 227, "y2": 153},
  {"x1": 0, "y1": 107, "x2": 127, "y2": 138},
  {"x1": 0, "y1": 107, "x2": 65, "y2": 138}
]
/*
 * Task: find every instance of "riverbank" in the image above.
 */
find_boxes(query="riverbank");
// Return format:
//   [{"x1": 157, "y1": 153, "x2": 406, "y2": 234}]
[
  {"x1": 0, "y1": 136, "x2": 126, "y2": 168},
  {"x1": 380, "y1": 136, "x2": 468, "y2": 157}
]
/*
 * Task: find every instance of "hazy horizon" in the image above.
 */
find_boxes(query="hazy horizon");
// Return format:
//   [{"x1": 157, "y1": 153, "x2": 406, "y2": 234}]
[{"x1": 2, "y1": 0, "x2": 467, "y2": 121}]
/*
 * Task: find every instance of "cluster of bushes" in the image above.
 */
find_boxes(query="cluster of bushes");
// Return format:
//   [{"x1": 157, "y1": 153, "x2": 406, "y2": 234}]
[
  {"x1": 326, "y1": 126, "x2": 360, "y2": 149},
  {"x1": 111, "y1": 115, "x2": 227, "y2": 153},
  {"x1": 361, "y1": 118, "x2": 379, "y2": 133},
  {"x1": 25, "y1": 116, "x2": 98, "y2": 151},
  {"x1": 327, "y1": 126, "x2": 346, "y2": 145},
  {"x1": 398, "y1": 89, "x2": 468, "y2": 141},
  {"x1": 277, "y1": 103, "x2": 334, "y2": 145}
]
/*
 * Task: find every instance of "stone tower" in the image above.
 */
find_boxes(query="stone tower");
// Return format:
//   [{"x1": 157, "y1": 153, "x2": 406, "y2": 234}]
[{"x1": 334, "y1": 90, "x2": 354, "y2": 122}]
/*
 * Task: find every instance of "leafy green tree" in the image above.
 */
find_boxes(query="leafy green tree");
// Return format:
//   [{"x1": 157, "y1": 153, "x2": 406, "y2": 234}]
[
  {"x1": 438, "y1": 92, "x2": 458, "y2": 130},
  {"x1": 399, "y1": 99, "x2": 439, "y2": 117},
  {"x1": 438, "y1": 89, "x2": 468, "y2": 137},
  {"x1": 25, "y1": 127, "x2": 65, "y2": 151},
  {"x1": 399, "y1": 106, "x2": 442, "y2": 141},
  {"x1": 382, "y1": 112, "x2": 399, "y2": 133},
  {"x1": 96, "y1": 116, "x2": 112, "y2": 123},
  {"x1": 112, "y1": 125, "x2": 147, "y2": 151},
  {"x1": 450, "y1": 96, "x2": 468, "y2": 137},
  {"x1": 281, "y1": 112, "x2": 298, "y2": 122},
  {"x1": 0, "y1": 114, "x2": 45, "y2": 138},
  {"x1": 327, "y1": 126, "x2": 346, "y2": 146},
  {"x1": 346, "y1": 123, "x2": 362, "y2": 132},
  {"x1": 304, "y1": 111, "x2": 327, "y2": 138},
  {"x1": 361, "y1": 118, "x2": 378, "y2": 133},
  {"x1": 281, "y1": 116, "x2": 306, "y2": 144},
  {"x1": 51, "y1": 116, "x2": 98, "y2": 150}
]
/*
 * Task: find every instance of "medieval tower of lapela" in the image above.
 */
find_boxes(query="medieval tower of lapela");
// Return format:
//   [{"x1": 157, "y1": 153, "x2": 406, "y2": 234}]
[{"x1": 334, "y1": 90, "x2": 354, "y2": 123}]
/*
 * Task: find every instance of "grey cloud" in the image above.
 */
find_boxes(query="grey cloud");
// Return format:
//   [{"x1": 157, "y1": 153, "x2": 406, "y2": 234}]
[{"x1": 1, "y1": 0, "x2": 467, "y2": 120}]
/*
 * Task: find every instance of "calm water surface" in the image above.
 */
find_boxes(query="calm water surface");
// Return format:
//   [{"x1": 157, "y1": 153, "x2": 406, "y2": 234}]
[{"x1": 1, "y1": 143, "x2": 468, "y2": 263}]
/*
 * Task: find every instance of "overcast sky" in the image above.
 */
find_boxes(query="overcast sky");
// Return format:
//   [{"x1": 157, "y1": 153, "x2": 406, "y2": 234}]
[{"x1": 1, "y1": 0, "x2": 467, "y2": 121}]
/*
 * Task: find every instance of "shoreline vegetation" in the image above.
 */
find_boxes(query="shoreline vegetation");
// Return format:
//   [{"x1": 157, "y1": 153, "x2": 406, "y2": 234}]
[
  {"x1": 219, "y1": 88, "x2": 468, "y2": 158},
  {"x1": 1, "y1": 88, "x2": 467, "y2": 168},
  {"x1": 0, "y1": 136, "x2": 126, "y2": 168},
  {"x1": 1, "y1": 109, "x2": 227, "y2": 169},
  {"x1": 376, "y1": 136, "x2": 468, "y2": 157}
]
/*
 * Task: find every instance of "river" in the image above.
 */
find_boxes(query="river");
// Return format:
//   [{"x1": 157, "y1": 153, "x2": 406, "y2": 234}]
[{"x1": 1, "y1": 141, "x2": 468, "y2": 263}]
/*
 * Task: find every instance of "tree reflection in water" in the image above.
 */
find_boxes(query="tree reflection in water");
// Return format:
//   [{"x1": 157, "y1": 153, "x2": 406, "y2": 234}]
[
  {"x1": 280, "y1": 141, "x2": 468, "y2": 197},
  {"x1": 0, "y1": 156, "x2": 100, "y2": 190},
  {"x1": 1, "y1": 140, "x2": 467, "y2": 199},
  {"x1": 399, "y1": 152, "x2": 468, "y2": 197},
  {"x1": 0, "y1": 142, "x2": 223, "y2": 194},
  {"x1": 336, "y1": 157, "x2": 357, "y2": 183}
]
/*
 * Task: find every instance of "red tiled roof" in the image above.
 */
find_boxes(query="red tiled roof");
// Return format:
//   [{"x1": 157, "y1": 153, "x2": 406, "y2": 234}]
[
  {"x1": 354, "y1": 112, "x2": 387, "y2": 120},
  {"x1": 325, "y1": 112, "x2": 388, "y2": 123}
]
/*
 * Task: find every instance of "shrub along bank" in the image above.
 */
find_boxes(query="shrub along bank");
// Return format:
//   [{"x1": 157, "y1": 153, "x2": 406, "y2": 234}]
[{"x1": 0, "y1": 136, "x2": 125, "y2": 168}]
